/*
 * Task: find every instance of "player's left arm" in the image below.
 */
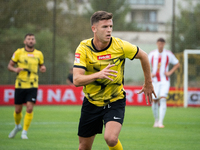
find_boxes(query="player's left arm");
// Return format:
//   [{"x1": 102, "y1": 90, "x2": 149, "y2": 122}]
[
  {"x1": 135, "y1": 48, "x2": 156, "y2": 104},
  {"x1": 39, "y1": 64, "x2": 46, "y2": 73},
  {"x1": 165, "y1": 62, "x2": 180, "y2": 77},
  {"x1": 39, "y1": 52, "x2": 46, "y2": 73}
]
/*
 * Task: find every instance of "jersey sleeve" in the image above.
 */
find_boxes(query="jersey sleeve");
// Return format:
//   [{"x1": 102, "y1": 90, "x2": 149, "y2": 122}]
[
  {"x1": 39, "y1": 52, "x2": 44, "y2": 65},
  {"x1": 73, "y1": 44, "x2": 87, "y2": 70},
  {"x1": 122, "y1": 40, "x2": 139, "y2": 60},
  {"x1": 170, "y1": 53, "x2": 179, "y2": 65},
  {"x1": 11, "y1": 49, "x2": 20, "y2": 63}
]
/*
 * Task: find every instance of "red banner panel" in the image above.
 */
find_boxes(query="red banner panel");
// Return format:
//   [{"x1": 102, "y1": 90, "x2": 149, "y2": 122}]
[{"x1": 0, "y1": 85, "x2": 200, "y2": 107}]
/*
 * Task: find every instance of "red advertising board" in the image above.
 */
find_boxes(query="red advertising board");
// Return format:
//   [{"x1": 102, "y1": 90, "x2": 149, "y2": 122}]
[{"x1": 0, "y1": 85, "x2": 200, "y2": 107}]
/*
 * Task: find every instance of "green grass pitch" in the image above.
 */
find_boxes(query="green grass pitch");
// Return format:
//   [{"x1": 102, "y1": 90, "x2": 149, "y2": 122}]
[{"x1": 0, "y1": 105, "x2": 200, "y2": 150}]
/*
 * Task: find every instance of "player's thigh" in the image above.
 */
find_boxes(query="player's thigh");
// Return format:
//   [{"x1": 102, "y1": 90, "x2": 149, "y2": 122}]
[
  {"x1": 160, "y1": 82, "x2": 170, "y2": 98},
  {"x1": 103, "y1": 98, "x2": 125, "y2": 141},
  {"x1": 104, "y1": 121, "x2": 122, "y2": 141},
  {"x1": 152, "y1": 82, "x2": 160, "y2": 99}
]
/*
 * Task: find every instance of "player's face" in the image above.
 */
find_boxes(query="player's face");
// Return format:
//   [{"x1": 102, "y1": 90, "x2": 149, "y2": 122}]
[
  {"x1": 24, "y1": 35, "x2": 36, "y2": 48},
  {"x1": 157, "y1": 41, "x2": 165, "y2": 52},
  {"x1": 93, "y1": 19, "x2": 113, "y2": 43}
]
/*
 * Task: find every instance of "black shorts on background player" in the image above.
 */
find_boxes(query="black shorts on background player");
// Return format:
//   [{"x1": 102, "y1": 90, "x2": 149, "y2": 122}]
[{"x1": 14, "y1": 88, "x2": 37, "y2": 104}]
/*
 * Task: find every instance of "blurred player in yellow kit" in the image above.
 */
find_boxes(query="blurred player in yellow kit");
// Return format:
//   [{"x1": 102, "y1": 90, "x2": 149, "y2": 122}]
[{"x1": 7, "y1": 33, "x2": 46, "y2": 139}]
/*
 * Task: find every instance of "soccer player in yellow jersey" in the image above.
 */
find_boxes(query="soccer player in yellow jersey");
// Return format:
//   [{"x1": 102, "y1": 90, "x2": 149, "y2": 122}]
[
  {"x1": 7, "y1": 33, "x2": 46, "y2": 139},
  {"x1": 73, "y1": 11, "x2": 156, "y2": 150}
]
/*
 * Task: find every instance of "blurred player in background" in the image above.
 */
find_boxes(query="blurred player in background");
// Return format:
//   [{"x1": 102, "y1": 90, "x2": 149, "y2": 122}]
[
  {"x1": 148, "y1": 38, "x2": 180, "y2": 128},
  {"x1": 73, "y1": 11, "x2": 156, "y2": 150},
  {"x1": 7, "y1": 33, "x2": 46, "y2": 139}
]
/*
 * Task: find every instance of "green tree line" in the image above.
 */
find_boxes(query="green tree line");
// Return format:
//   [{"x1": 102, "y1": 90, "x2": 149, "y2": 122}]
[{"x1": 0, "y1": 0, "x2": 133, "y2": 84}]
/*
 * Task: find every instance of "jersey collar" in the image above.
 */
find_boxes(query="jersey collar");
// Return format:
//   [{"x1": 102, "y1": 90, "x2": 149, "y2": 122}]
[
  {"x1": 91, "y1": 37, "x2": 112, "y2": 52},
  {"x1": 24, "y1": 47, "x2": 35, "y2": 52}
]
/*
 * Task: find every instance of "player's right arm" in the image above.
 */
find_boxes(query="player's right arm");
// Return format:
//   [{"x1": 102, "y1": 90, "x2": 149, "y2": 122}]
[
  {"x1": 7, "y1": 60, "x2": 23, "y2": 73},
  {"x1": 135, "y1": 48, "x2": 156, "y2": 104},
  {"x1": 8, "y1": 50, "x2": 23, "y2": 73},
  {"x1": 73, "y1": 42, "x2": 117, "y2": 87},
  {"x1": 73, "y1": 64, "x2": 117, "y2": 87}
]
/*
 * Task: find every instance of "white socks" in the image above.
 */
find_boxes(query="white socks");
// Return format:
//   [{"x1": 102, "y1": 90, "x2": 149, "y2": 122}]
[
  {"x1": 152, "y1": 98, "x2": 167, "y2": 125},
  {"x1": 22, "y1": 130, "x2": 27, "y2": 135},
  {"x1": 152, "y1": 101, "x2": 159, "y2": 122},
  {"x1": 159, "y1": 98, "x2": 167, "y2": 125},
  {"x1": 15, "y1": 124, "x2": 22, "y2": 129}
]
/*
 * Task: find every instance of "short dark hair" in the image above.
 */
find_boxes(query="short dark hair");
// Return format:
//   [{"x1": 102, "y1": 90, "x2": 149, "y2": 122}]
[
  {"x1": 90, "y1": 11, "x2": 113, "y2": 26},
  {"x1": 24, "y1": 33, "x2": 34, "y2": 39},
  {"x1": 157, "y1": 37, "x2": 165, "y2": 43}
]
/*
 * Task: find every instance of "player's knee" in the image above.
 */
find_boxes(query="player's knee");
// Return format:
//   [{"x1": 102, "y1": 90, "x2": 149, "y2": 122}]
[
  {"x1": 15, "y1": 107, "x2": 22, "y2": 114},
  {"x1": 26, "y1": 107, "x2": 33, "y2": 113},
  {"x1": 153, "y1": 99, "x2": 159, "y2": 103},
  {"x1": 160, "y1": 97, "x2": 166, "y2": 103},
  {"x1": 15, "y1": 104, "x2": 22, "y2": 113},
  {"x1": 160, "y1": 98, "x2": 167, "y2": 107},
  {"x1": 78, "y1": 144, "x2": 91, "y2": 150},
  {"x1": 104, "y1": 135, "x2": 118, "y2": 147},
  {"x1": 15, "y1": 109, "x2": 21, "y2": 114}
]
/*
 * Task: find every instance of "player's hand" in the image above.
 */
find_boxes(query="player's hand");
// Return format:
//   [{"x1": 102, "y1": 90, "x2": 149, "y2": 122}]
[
  {"x1": 151, "y1": 73, "x2": 156, "y2": 78},
  {"x1": 15, "y1": 67, "x2": 23, "y2": 73},
  {"x1": 98, "y1": 64, "x2": 118, "y2": 81},
  {"x1": 40, "y1": 65, "x2": 46, "y2": 73},
  {"x1": 164, "y1": 71, "x2": 171, "y2": 77},
  {"x1": 137, "y1": 83, "x2": 156, "y2": 105}
]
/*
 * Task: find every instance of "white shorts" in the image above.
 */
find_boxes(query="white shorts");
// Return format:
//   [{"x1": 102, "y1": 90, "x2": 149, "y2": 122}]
[{"x1": 152, "y1": 81, "x2": 170, "y2": 99}]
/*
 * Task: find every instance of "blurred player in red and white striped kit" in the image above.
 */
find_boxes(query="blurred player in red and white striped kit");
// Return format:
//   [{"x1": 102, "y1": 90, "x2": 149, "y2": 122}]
[{"x1": 148, "y1": 38, "x2": 180, "y2": 128}]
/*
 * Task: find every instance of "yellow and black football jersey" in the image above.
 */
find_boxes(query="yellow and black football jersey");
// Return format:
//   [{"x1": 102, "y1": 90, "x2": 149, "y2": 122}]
[
  {"x1": 74, "y1": 37, "x2": 139, "y2": 106},
  {"x1": 11, "y1": 48, "x2": 44, "y2": 88}
]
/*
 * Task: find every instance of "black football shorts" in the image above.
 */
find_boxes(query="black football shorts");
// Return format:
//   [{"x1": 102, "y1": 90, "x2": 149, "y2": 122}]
[
  {"x1": 14, "y1": 88, "x2": 38, "y2": 104},
  {"x1": 78, "y1": 95, "x2": 126, "y2": 137}
]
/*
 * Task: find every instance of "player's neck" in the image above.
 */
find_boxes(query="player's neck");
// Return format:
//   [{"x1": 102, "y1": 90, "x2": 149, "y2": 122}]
[
  {"x1": 93, "y1": 38, "x2": 110, "y2": 51},
  {"x1": 158, "y1": 49, "x2": 163, "y2": 53},
  {"x1": 25, "y1": 46, "x2": 34, "y2": 52}
]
